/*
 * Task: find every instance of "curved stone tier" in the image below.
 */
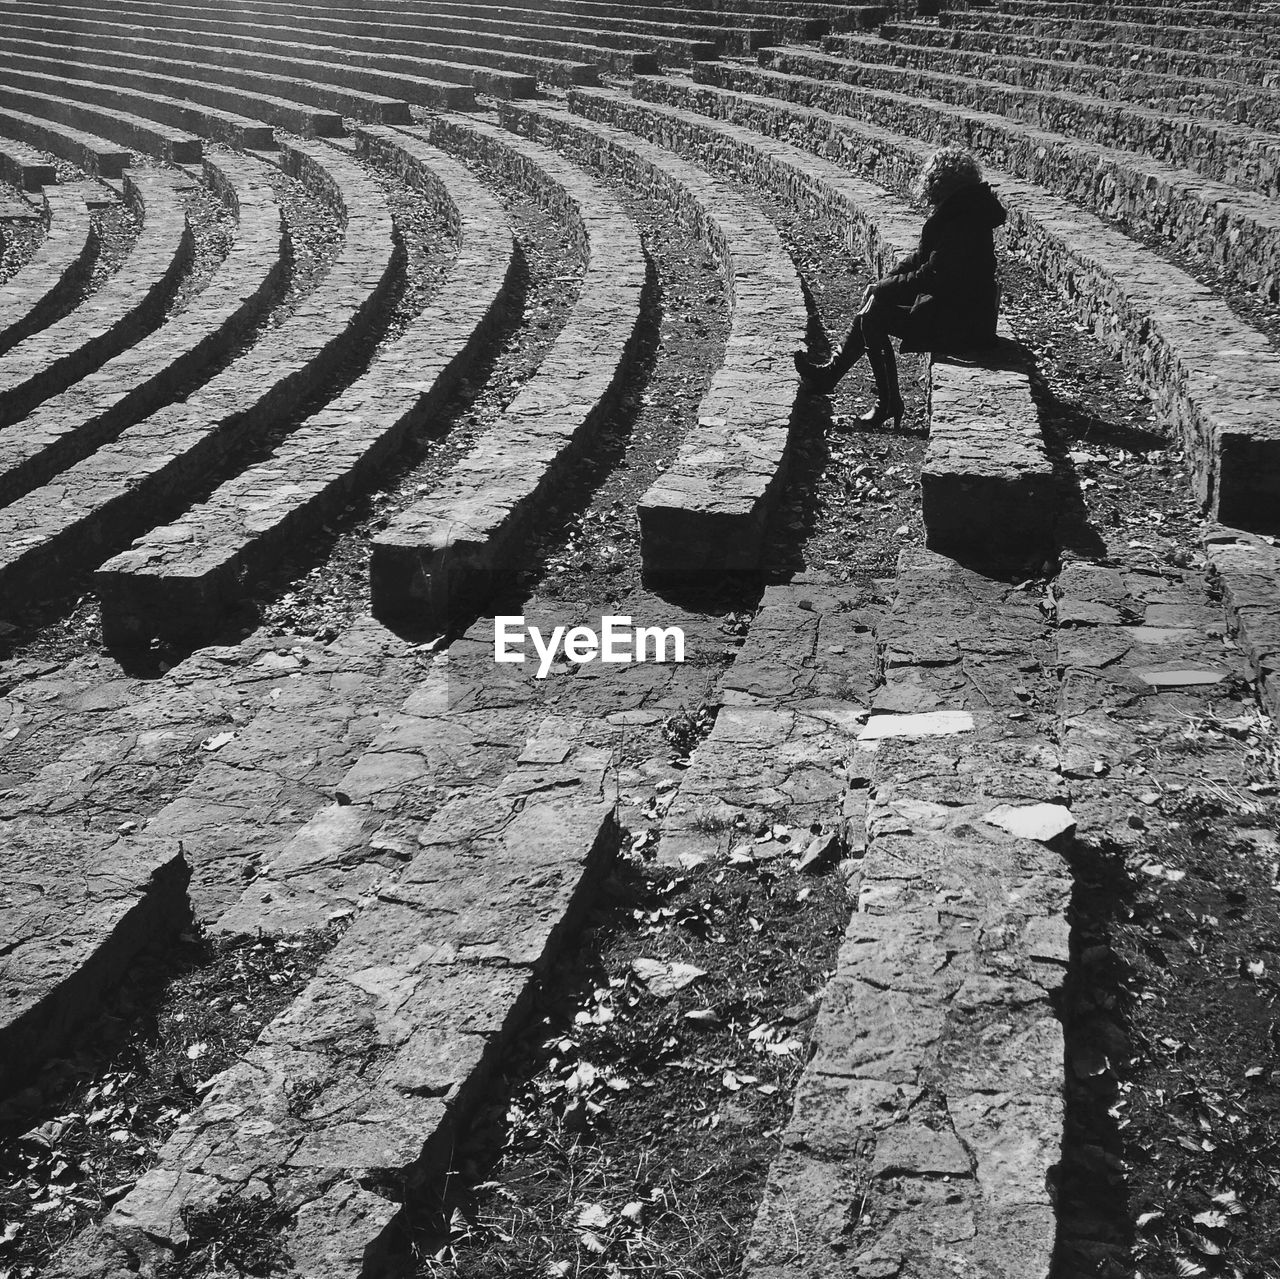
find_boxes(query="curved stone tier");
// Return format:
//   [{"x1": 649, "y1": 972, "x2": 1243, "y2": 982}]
[
  {"x1": 498, "y1": 97, "x2": 807, "y2": 582},
  {"x1": 0, "y1": 137, "x2": 57, "y2": 190},
  {"x1": 0, "y1": 61, "x2": 275, "y2": 151},
  {"x1": 0, "y1": 82, "x2": 203, "y2": 166},
  {"x1": 0, "y1": 33, "x2": 344, "y2": 137},
  {"x1": 567, "y1": 86, "x2": 1052, "y2": 562},
  {"x1": 875, "y1": 18, "x2": 1277, "y2": 87},
  {"x1": 635, "y1": 75, "x2": 1280, "y2": 526},
  {"x1": 937, "y1": 6, "x2": 1277, "y2": 55},
  {"x1": 0, "y1": 165, "x2": 191, "y2": 426},
  {"x1": 790, "y1": 34, "x2": 1280, "y2": 133},
  {"x1": 97, "y1": 127, "x2": 521, "y2": 645},
  {"x1": 696, "y1": 60, "x2": 1280, "y2": 300},
  {"x1": 0, "y1": 104, "x2": 129, "y2": 179},
  {"x1": 370, "y1": 111, "x2": 650, "y2": 628},
  {"x1": 0, "y1": 181, "x2": 97, "y2": 355},
  {"x1": 0, "y1": 6, "x2": 445, "y2": 120},
  {"x1": 0, "y1": 139, "x2": 397, "y2": 600},
  {"x1": 0, "y1": 152, "x2": 285, "y2": 506}
]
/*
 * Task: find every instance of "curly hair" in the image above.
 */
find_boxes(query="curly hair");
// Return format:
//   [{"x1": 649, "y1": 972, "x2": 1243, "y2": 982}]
[{"x1": 913, "y1": 146, "x2": 984, "y2": 207}]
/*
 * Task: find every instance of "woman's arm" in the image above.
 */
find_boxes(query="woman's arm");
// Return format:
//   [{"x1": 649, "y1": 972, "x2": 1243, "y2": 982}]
[{"x1": 872, "y1": 221, "x2": 972, "y2": 303}]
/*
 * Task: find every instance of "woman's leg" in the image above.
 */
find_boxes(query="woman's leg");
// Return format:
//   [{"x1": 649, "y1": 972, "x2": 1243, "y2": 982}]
[
  {"x1": 794, "y1": 313, "x2": 868, "y2": 393},
  {"x1": 858, "y1": 303, "x2": 905, "y2": 426}
]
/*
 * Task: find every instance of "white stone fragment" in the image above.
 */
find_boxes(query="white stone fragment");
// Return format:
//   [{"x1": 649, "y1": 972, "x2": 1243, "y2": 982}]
[
  {"x1": 983, "y1": 803, "x2": 1076, "y2": 843},
  {"x1": 856, "y1": 711, "x2": 975, "y2": 740}
]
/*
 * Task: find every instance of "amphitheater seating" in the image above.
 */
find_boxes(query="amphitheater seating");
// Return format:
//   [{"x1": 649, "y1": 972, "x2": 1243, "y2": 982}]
[
  {"x1": 813, "y1": 33, "x2": 1280, "y2": 129},
  {"x1": 873, "y1": 18, "x2": 1277, "y2": 87},
  {"x1": 0, "y1": 166, "x2": 191, "y2": 426},
  {"x1": 631, "y1": 74, "x2": 1280, "y2": 528},
  {"x1": 367, "y1": 113, "x2": 649, "y2": 628},
  {"x1": 0, "y1": 182, "x2": 96, "y2": 355},
  {"x1": 0, "y1": 64, "x2": 274, "y2": 152},
  {"x1": 698, "y1": 60, "x2": 1280, "y2": 301},
  {"x1": 498, "y1": 97, "x2": 808, "y2": 583},
  {"x1": 561, "y1": 86, "x2": 1052, "y2": 562},
  {"x1": 0, "y1": 84, "x2": 203, "y2": 167},
  {"x1": 96, "y1": 127, "x2": 521, "y2": 645},
  {"x1": 0, "y1": 9, "x2": 443, "y2": 119},
  {"x1": 4, "y1": 2, "x2": 1280, "y2": 1274},
  {"x1": 28, "y1": 0, "x2": 721, "y2": 69},
  {"x1": 0, "y1": 35, "x2": 344, "y2": 137},
  {"x1": 0, "y1": 139, "x2": 396, "y2": 601},
  {"x1": 2, "y1": 25, "x2": 412, "y2": 126},
  {"x1": 0, "y1": 152, "x2": 285, "y2": 507},
  {"x1": 0, "y1": 139, "x2": 56, "y2": 191},
  {"x1": 935, "y1": 7, "x2": 1270, "y2": 54},
  {"x1": 128, "y1": 0, "x2": 665, "y2": 76}
]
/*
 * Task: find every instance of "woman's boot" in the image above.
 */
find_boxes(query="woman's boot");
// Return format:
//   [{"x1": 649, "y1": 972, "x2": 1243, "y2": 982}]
[
  {"x1": 794, "y1": 316, "x2": 866, "y2": 394},
  {"x1": 859, "y1": 338, "x2": 905, "y2": 429}
]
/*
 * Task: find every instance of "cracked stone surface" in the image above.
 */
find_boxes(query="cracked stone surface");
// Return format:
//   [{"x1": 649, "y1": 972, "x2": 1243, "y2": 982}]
[
  {"x1": 745, "y1": 549, "x2": 1069, "y2": 1279},
  {"x1": 656, "y1": 575, "x2": 876, "y2": 867},
  {"x1": 51, "y1": 716, "x2": 619, "y2": 1278},
  {"x1": 0, "y1": 823, "x2": 189, "y2": 1096}
]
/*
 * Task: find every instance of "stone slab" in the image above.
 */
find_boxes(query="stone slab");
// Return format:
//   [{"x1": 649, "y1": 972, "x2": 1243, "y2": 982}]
[
  {"x1": 0, "y1": 824, "x2": 189, "y2": 1095},
  {"x1": 506, "y1": 93, "x2": 807, "y2": 579},
  {"x1": 55, "y1": 717, "x2": 617, "y2": 1277}
]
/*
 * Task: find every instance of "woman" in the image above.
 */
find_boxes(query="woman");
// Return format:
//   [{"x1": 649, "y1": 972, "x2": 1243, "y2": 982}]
[{"x1": 794, "y1": 146, "x2": 1007, "y2": 429}]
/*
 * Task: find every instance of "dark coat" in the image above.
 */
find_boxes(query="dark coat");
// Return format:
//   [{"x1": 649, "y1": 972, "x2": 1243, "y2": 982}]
[{"x1": 874, "y1": 181, "x2": 1007, "y2": 354}]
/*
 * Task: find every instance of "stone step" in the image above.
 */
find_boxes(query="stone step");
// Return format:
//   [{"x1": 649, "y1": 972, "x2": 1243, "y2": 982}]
[
  {"x1": 0, "y1": 82, "x2": 203, "y2": 166},
  {"x1": 0, "y1": 166, "x2": 192, "y2": 427},
  {"x1": 566, "y1": 86, "x2": 1051, "y2": 559},
  {"x1": 0, "y1": 181, "x2": 96, "y2": 355},
  {"x1": 875, "y1": 20, "x2": 1276, "y2": 88},
  {"x1": 97, "y1": 126, "x2": 519, "y2": 645},
  {"x1": 798, "y1": 35, "x2": 1280, "y2": 129},
  {"x1": 761, "y1": 44, "x2": 1280, "y2": 204},
  {"x1": 50, "y1": 713, "x2": 621, "y2": 1278},
  {"x1": 67, "y1": 6, "x2": 542, "y2": 100},
  {"x1": 517, "y1": 0, "x2": 831, "y2": 39},
  {"x1": 1052, "y1": 549, "x2": 1257, "y2": 857},
  {"x1": 110, "y1": 0, "x2": 664, "y2": 76},
  {"x1": 0, "y1": 102, "x2": 132, "y2": 178},
  {"x1": 38, "y1": 0, "x2": 721, "y2": 67},
  {"x1": 0, "y1": 5, "x2": 448, "y2": 119},
  {"x1": 634, "y1": 74, "x2": 1280, "y2": 528},
  {"x1": 746, "y1": 548, "x2": 1070, "y2": 1279},
  {"x1": 922, "y1": 332, "x2": 1054, "y2": 564},
  {"x1": 991, "y1": 0, "x2": 1280, "y2": 30},
  {"x1": 0, "y1": 620, "x2": 423, "y2": 926},
  {"x1": 0, "y1": 823, "x2": 189, "y2": 1098},
  {"x1": 0, "y1": 33, "x2": 345, "y2": 137},
  {"x1": 696, "y1": 58, "x2": 1280, "y2": 303},
  {"x1": 936, "y1": 7, "x2": 1272, "y2": 56},
  {"x1": 499, "y1": 94, "x2": 807, "y2": 582},
  {"x1": 1203, "y1": 527, "x2": 1280, "y2": 722},
  {"x1": 0, "y1": 139, "x2": 397, "y2": 602},
  {"x1": 370, "y1": 112, "x2": 649, "y2": 630},
  {"x1": 5, "y1": 13, "x2": 414, "y2": 123},
  {"x1": 149, "y1": 0, "x2": 775, "y2": 56},
  {"x1": 0, "y1": 151, "x2": 285, "y2": 507},
  {"x1": 0, "y1": 137, "x2": 57, "y2": 190},
  {"x1": 655, "y1": 576, "x2": 878, "y2": 868},
  {"x1": 0, "y1": 61, "x2": 275, "y2": 152}
]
